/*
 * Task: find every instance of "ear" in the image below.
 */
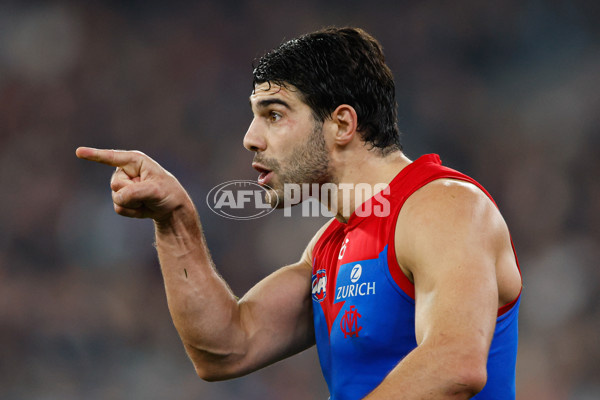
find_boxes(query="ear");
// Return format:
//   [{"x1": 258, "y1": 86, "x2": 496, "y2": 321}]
[{"x1": 330, "y1": 104, "x2": 358, "y2": 146}]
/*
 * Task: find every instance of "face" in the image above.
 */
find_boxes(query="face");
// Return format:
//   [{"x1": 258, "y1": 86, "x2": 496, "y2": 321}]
[{"x1": 245, "y1": 82, "x2": 333, "y2": 207}]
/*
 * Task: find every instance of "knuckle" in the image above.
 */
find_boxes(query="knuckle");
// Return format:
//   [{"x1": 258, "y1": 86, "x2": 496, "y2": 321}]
[
  {"x1": 132, "y1": 150, "x2": 147, "y2": 158},
  {"x1": 112, "y1": 191, "x2": 122, "y2": 205},
  {"x1": 149, "y1": 181, "x2": 162, "y2": 198},
  {"x1": 113, "y1": 203, "x2": 124, "y2": 215}
]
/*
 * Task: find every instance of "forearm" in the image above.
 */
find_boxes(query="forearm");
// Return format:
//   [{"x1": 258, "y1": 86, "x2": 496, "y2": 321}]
[
  {"x1": 364, "y1": 343, "x2": 486, "y2": 400},
  {"x1": 154, "y1": 200, "x2": 245, "y2": 366},
  {"x1": 75, "y1": 147, "x2": 270, "y2": 378}
]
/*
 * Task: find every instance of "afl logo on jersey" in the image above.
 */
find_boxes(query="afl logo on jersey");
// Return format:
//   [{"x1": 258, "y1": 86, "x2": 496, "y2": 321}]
[{"x1": 312, "y1": 269, "x2": 327, "y2": 302}]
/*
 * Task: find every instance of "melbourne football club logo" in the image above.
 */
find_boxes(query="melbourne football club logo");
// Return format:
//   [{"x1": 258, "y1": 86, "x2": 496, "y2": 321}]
[
  {"x1": 312, "y1": 269, "x2": 327, "y2": 302},
  {"x1": 340, "y1": 305, "x2": 362, "y2": 338}
]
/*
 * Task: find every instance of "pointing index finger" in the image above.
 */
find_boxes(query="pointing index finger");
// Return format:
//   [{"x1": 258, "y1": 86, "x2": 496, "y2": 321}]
[
  {"x1": 76, "y1": 147, "x2": 145, "y2": 178},
  {"x1": 76, "y1": 147, "x2": 137, "y2": 167}
]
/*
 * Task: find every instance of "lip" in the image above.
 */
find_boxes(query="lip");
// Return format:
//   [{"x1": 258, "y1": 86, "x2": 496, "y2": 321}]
[
  {"x1": 257, "y1": 171, "x2": 273, "y2": 186},
  {"x1": 252, "y1": 162, "x2": 271, "y2": 174},
  {"x1": 252, "y1": 163, "x2": 274, "y2": 186}
]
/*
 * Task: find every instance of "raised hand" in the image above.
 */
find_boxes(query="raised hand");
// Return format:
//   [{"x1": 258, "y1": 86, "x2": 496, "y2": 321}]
[{"x1": 75, "y1": 147, "x2": 189, "y2": 222}]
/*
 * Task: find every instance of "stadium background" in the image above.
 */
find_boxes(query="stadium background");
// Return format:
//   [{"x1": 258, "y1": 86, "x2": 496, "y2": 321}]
[{"x1": 1, "y1": 1, "x2": 599, "y2": 399}]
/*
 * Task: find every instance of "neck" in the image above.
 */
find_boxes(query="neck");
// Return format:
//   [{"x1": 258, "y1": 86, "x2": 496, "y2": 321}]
[{"x1": 323, "y1": 150, "x2": 411, "y2": 223}]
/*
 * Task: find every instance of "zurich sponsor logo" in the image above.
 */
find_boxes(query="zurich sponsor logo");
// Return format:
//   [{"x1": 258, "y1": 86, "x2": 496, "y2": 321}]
[
  {"x1": 350, "y1": 264, "x2": 362, "y2": 283},
  {"x1": 336, "y1": 263, "x2": 376, "y2": 300},
  {"x1": 312, "y1": 269, "x2": 327, "y2": 302}
]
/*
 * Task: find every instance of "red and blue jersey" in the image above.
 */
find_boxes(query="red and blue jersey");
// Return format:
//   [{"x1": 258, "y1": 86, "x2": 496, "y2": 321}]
[{"x1": 311, "y1": 154, "x2": 521, "y2": 400}]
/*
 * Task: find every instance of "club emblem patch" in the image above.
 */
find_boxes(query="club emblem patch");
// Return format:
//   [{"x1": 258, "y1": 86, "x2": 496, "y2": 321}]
[{"x1": 340, "y1": 305, "x2": 362, "y2": 338}]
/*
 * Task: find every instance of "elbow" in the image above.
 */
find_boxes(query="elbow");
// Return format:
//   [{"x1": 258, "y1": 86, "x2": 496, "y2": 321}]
[
  {"x1": 187, "y1": 349, "x2": 247, "y2": 382},
  {"x1": 194, "y1": 366, "x2": 229, "y2": 382},
  {"x1": 428, "y1": 339, "x2": 489, "y2": 397},
  {"x1": 449, "y1": 360, "x2": 487, "y2": 397},
  {"x1": 192, "y1": 360, "x2": 239, "y2": 382}
]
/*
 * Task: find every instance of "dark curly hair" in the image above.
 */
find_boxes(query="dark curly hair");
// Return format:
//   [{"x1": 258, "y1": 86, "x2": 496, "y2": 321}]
[{"x1": 252, "y1": 27, "x2": 402, "y2": 153}]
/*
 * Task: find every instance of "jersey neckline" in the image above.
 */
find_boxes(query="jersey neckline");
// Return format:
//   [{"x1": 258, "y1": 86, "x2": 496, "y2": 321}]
[{"x1": 339, "y1": 154, "x2": 442, "y2": 232}]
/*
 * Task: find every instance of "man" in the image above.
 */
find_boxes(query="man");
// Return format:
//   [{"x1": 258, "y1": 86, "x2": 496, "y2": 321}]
[{"x1": 77, "y1": 27, "x2": 522, "y2": 399}]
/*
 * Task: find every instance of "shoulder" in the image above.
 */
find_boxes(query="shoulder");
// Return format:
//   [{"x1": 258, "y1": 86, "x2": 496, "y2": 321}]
[
  {"x1": 395, "y1": 178, "x2": 508, "y2": 272},
  {"x1": 402, "y1": 178, "x2": 496, "y2": 221}
]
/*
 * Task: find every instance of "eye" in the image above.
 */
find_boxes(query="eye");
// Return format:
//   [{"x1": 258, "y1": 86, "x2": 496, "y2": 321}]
[{"x1": 269, "y1": 111, "x2": 282, "y2": 123}]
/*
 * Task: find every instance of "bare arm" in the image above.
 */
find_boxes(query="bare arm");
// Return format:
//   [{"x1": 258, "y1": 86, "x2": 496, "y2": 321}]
[
  {"x1": 365, "y1": 179, "x2": 518, "y2": 399},
  {"x1": 156, "y1": 209, "x2": 316, "y2": 380},
  {"x1": 76, "y1": 147, "x2": 318, "y2": 380}
]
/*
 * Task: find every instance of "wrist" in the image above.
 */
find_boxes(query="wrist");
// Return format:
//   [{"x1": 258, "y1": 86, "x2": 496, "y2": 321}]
[{"x1": 154, "y1": 197, "x2": 199, "y2": 234}]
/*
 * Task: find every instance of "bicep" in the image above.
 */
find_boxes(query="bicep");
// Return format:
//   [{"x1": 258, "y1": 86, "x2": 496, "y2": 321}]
[
  {"x1": 413, "y1": 251, "x2": 498, "y2": 353},
  {"x1": 396, "y1": 180, "x2": 502, "y2": 356},
  {"x1": 226, "y1": 220, "x2": 334, "y2": 376},
  {"x1": 232, "y1": 259, "x2": 314, "y2": 375}
]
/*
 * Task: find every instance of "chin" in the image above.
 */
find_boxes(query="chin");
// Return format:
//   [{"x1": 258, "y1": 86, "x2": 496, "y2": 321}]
[
  {"x1": 269, "y1": 187, "x2": 306, "y2": 209},
  {"x1": 263, "y1": 186, "x2": 284, "y2": 208}
]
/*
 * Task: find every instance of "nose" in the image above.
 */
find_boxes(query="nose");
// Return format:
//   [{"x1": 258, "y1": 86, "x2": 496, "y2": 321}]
[{"x1": 243, "y1": 118, "x2": 266, "y2": 152}]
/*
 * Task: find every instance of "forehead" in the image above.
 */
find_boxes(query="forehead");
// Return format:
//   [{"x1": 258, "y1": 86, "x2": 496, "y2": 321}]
[{"x1": 249, "y1": 82, "x2": 304, "y2": 107}]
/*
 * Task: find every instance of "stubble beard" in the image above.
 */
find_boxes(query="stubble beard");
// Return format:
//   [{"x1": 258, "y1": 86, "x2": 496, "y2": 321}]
[{"x1": 257, "y1": 121, "x2": 333, "y2": 208}]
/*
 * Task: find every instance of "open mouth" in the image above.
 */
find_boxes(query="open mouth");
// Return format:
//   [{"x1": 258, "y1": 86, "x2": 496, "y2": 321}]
[{"x1": 252, "y1": 163, "x2": 274, "y2": 186}]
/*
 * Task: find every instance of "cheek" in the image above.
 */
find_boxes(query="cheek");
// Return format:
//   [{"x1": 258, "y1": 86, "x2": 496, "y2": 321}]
[{"x1": 276, "y1": 115, "x2": 310, "y2": 138}]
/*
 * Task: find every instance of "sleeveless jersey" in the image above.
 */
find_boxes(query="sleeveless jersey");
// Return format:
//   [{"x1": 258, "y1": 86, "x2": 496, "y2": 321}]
[{"x1": 311, "y1": 154, "x2": 521, "y2": 400}]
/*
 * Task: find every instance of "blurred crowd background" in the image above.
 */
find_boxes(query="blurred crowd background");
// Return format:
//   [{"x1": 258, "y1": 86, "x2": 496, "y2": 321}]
[{"x1": 1, "y1": 1, "x2": 599, "y2": 399}]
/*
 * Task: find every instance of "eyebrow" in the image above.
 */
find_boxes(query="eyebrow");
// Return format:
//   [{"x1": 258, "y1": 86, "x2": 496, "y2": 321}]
[{"x1": 250, "y1": 98, "x2": 292, "y2": 111}]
